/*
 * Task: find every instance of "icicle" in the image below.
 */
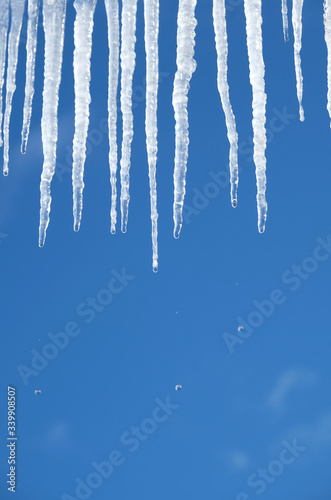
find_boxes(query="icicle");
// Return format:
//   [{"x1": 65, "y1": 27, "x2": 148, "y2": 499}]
[
  {"x1": 120, "y1": 0, "x2": 138, "y2": 233},
  {"x1": 21, "y1": 0, "x2": 40, "y2": 154},
  {"x1": 144, "y1": 0, "x2": 159, "y2": 273},
  {"x1": 281, "y1": 0, "x2": 289, "y2": 42},
  {"x1": 38, "y1": 0, "x2": 67, "y2": 247},
  {"x1": 2, "y1": 0, "x2": 26, "y2": 176},
  {"x1": 104, "y1": 0, "x2": 119, "y2": 235},
  {"x1": 324, "y1": 0, "x2": 331, "y2": 126},
  {"x1": 292, "y1": 0, "x2": 304, "y2": 121},
  {"x1": 244, "y1": 0, "x2": 267, "y2": 233},
  {"x1": 213, "y1": 0, "x2": 239, "y2": 208},
  {"x1": 0, "y1": 0, "x2": 10, "y2": 148},
  {"x1": 172, "y1": 0, "x2": 197, "y2": 239},
  {"x1": 72, "y1": 0, "x2": 97, "y2": 232}
]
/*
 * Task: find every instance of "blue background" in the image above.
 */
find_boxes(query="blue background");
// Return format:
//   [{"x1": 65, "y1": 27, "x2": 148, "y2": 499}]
[{"x1": 1, "y1": 0, "x2": 331, "y2": 499}]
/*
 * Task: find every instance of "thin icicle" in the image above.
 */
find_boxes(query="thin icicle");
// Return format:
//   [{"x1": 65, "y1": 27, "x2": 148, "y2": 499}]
[
  {"x1": 244, "y1": 0, "x2": 268, "y2": 233},
  {"x1": 21, "y1": 0, "x2": 40, "y2": 154},
  {"x1": 120, "y1": 0, "x2": 138, "y2": 233},
  {"x1": 324, "y1": 0, "x2": 331, "y2": 125},
  {"x1": 281, "y1": 0, "x2": 289, "y2": 42},
  {"x1": 39, "y1": 0, "x2": 67, "y2": 247},
  {"x1": 2, "y1": 0, "x2": 26, "y2": 176},
  {"x1": 144, "y1": 0, "x2": 159, "y2": 273},
  {"x1": 104, "y1": 0, "x2": 119, "y2": 235},
  {"x1": 292, "y1": 0, "x2": 304, "y2": 121},
  {"x1": 0, "y1": 0, "x2": 10, "y2": 148},
  {"x1": 172, "y1": 0, "x2": 197, "y2": 239},
  {"x1": 72, "y1": 0, "x2": 97, "y2": 232},
  {"x1": 213, "y1": 0, "x2": 239, "y2": 208}
]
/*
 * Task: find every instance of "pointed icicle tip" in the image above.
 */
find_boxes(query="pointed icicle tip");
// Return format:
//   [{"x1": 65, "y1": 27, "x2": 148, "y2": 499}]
[
  {"x1": 21, "y1": 140, "x2": 27, "y2": 154},
  {"x1": 173, "y1": 224, "x2": 181, "y2": 239}
]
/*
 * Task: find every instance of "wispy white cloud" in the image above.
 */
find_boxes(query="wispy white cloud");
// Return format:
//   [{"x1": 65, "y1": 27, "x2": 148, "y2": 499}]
[{"x1": 267, "y1": 368, "x2": 317, "y2": 411}]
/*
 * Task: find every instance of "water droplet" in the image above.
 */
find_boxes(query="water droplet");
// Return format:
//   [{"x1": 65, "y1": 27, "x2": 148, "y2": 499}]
[
  {"x1": 238, "y1": 325, "x2": 244, "y2": 333},
  {"x1": 34, "y1": 389, "x2": 41, "y2": 395},
  {"x1": 175, "y1": 384, "x2": 182, "y2": 391}
]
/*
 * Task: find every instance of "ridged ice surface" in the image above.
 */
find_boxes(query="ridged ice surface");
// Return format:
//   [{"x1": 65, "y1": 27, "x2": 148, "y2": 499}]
[
  {"x1": 172, "y1": 0, "x2": 197, "y2": 239},
  {"x1": 2, "y1": 0, "x2": 26, "y2": 175},
  {"x1": 120, "y1": 0, "x2": 138, "y2": 233},
  {"x1": 213, "y1": 0, "x2": 238, "y2": 208},
  {"x1": 144, "y1": 0, "x2": 159, "y2": 272},
  {"x1": 244, "y1": 0, "x2": 268, "y2": 233},
  {"x1": 282, "y1": 0, "x2": 289, "y2": 42},
  {"x1": 325, "y1": 0, "x2": 331, "y2": 125},
  {"x1": 39, "y1": 0, "x2": 67, "y2": 246},
  {"x1": 72, "y1": 0, "x2": 97, "y2": 232},
  {"x1": 0, "y1": 0, "x2": 10, "y2": 148},
  {"x1": 105, "y1": 0, "x2": 119, "y2": 234},
  {"x1": 21, "y1": 0, "x2": 40, "y2": 154},
  {"x1": 292, "y1": 0, "x2": 305, "y2": 121}
]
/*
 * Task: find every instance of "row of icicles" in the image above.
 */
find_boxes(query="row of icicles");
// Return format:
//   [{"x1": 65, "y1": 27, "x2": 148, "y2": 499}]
[{"x1": 0, "y1": 0, "x2": 329, "y2": 271}]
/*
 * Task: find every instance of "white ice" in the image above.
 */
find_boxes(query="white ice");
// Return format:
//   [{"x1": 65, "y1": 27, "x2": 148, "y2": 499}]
[
  {"x1": 213, "y1": 0, "x2": 239, "y2": 208},
  {"x1": 72, "y1": 0, "x2": 97, "y2": 232},
  {"x1": 172, "y1": 0, "x2": 197, "y2": 239},
  {"x1": 21, "y1": 0, "x2": 40, "y2": 154},
  {"x1": 244, "y1": 0, "x2": 268, "y2": 233},
  {"x1": 282, "y1": 0, "x2": 289, "y2": 42},
  {"x1": 120, "y1": 0, "x2": 138, "y2": 233},
  {"x1": 324, "y1": 0, "x2": 331, "y2": 126},
  {"x1": 0, "y1": 0, "x2": 10, "y2": 148},
  {"x1": 292, "y1": 0, "x2": 305, "y2": 121},
  {"x1": 2, "y1": 0, "x2": 26, "y2": 175},
  {"x1": 104, "y1": 0, "x2": 120, "y2": 235},
  {"x1": 144, "y1": 0, "x2": 159, "y2": 272},
  {"x1": 39, "y1": 0, "x2": 67, "y2": 247}
]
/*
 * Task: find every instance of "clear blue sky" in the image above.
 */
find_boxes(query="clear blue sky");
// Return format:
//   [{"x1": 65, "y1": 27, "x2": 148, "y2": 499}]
[{"x1": 1, "y1": 1, "x2": 331, "y2": 499}]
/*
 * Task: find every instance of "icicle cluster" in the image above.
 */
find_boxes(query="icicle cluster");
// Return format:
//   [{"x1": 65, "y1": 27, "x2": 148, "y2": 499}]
[
  {"x1": 0, "y1": 1, "x2": 331, "y2": 269},
  {"x1": 172, "y1": 0, "x2": 197, "y2": 239}
]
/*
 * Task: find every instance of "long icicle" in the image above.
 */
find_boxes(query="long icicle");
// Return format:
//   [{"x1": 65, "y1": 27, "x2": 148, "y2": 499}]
[
  {"x1": 281, "y1": 0, "x2": 289, "y2": 42},
  {"x1": 213, "y1": 0, "x2": 239, "y2": 208},
  {"x1": 244, "y1": 0, "x2": 268, "y2": 233},
  {"x1": 0, "y1": 0, "x2": 10, "y2": 148},
  {"x1": 3, "y1": 0, "x2": 26, "y2": 176},
  {"x1": 21, "y1": 0, "x2": 40, "y2": 154},
  {"x1": 104, "y1": 0, "x2": 119, "y2": 234},
  {"x1": 39, "y1": 0, "x2": 67, "y2": 247},
  {"x1": 144, "y1": 0, "x2": 159, "y2": 272},
  {"x1": 172, "y1": 0, "x2": 197, "y2": 239},
  {"x1": 292, "y1": 0, "x2": 305, "y2": 121},
  {"x1": 72, "y1": 0, "x2": 97, "y2": 232},
  {"x1": 120, "y1": 0, "x2": 138, "y2": 233},
  {"x1": 324, "y1": 0, "x2": 331, "y2": 125}
]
